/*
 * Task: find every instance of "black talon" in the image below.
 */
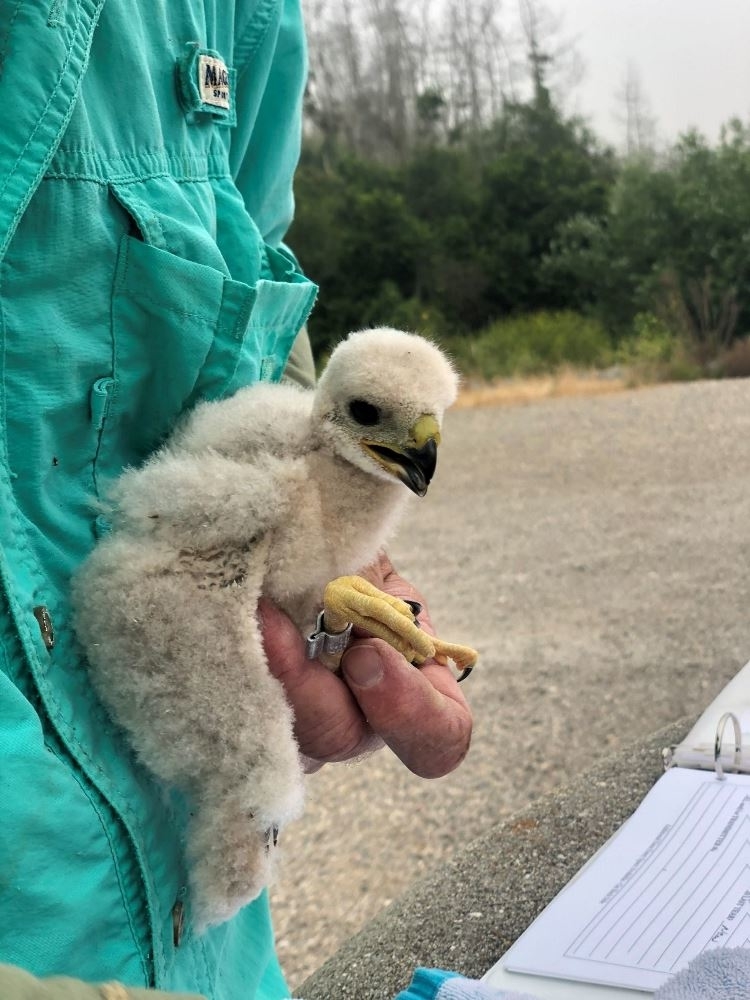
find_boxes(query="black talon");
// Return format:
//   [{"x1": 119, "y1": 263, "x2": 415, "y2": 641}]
[
  {"x1": 405, "y1": 599, "x2": 422, "y2": 627},
  {"x1": 457, "y1": 666, "x2": 473, "y2": 683}
]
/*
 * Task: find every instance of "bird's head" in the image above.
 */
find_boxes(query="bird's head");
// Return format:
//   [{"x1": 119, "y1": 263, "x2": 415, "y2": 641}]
[{"x1": 312, "y1": 328, "x2": 459, "y2": 496}]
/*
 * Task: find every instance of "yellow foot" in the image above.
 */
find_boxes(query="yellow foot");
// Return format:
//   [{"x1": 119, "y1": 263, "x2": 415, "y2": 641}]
[{"x1": 322, "y1": 576, "x2": 478, "y2": 680}]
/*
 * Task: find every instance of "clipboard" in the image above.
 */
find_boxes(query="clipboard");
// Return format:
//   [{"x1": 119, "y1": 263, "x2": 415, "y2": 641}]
[{"x1": 483, "y1": 661, "x2": 750, "y2": 996}]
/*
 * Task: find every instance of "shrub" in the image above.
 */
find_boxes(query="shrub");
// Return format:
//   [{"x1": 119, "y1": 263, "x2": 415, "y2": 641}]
[
  {"x1": 617, "y1": 312, "x2": 702, "y2": 384},
  {"x1": 713, "y1": 336, "x2": 750, "y2": 378},
  {"x1": 448, "y1": 310, "x2": 612, "y2": 380},
  {"x1": 617, "y1": 313, "x2": 676, "y2": 366},
  {"x1": 358, "y1": 281, "x2": 448, "y2": 339}
]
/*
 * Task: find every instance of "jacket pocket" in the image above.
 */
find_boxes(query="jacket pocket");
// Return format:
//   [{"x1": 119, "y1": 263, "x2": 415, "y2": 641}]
[
  {"x1": 96, "y1": 181, "x2": 317, "y2": 483},
  {"x1": 97, "y1": 233, "x2": 255, "y2": 477}
]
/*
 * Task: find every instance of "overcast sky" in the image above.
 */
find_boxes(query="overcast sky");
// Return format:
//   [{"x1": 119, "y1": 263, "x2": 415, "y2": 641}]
[{"x1": 551, "y1": 0, "x2": 750, "y2": 148}]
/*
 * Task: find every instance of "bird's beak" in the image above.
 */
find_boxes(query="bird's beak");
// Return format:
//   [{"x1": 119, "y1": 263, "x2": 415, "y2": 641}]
[{"x1": 362, "y1": 415, "x2": 441, "y2": 497}]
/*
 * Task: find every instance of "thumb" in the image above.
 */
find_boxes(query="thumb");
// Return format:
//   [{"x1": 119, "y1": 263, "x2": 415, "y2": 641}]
[
  {"x1": 341, "y1": 638, "x2": 472, "y2": 778},
  {"x1": 259, "y1": 598, "x2": 381, "y2": 763}
]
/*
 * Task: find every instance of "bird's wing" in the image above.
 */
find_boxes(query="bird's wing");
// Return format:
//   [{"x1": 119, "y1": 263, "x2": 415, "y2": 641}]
[
  {"x1": 107, "y1": 447, "x2": 308, "y2": 551},
  {"x1": 173, "y1": 381, "x2": 315, "y2": 462}
]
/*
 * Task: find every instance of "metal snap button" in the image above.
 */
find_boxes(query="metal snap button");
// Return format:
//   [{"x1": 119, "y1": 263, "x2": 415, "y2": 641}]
[
  {"x1": 172, "y1": 899, "x2": 184, "y2": 948},
  {"x1": 94, "y1": 514, "x2": 112, "y2": 538},
  {"x1": 32, "y1": 606, "x2": 55, "y2": 651}
]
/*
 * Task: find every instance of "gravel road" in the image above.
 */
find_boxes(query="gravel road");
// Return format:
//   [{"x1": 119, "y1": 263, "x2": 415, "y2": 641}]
[{"x1": 270, "y1": 378, "x2": 750, "y2": 990}]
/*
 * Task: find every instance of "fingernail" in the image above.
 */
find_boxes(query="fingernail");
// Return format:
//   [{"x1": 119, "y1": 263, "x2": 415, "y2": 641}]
[{"x1": 343, "y1": 645, "x2": 384, "y2": 689}]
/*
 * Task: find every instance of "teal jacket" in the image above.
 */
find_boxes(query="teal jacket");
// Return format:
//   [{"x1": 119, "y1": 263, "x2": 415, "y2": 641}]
[{"x1": 0, "y1": 1, "x2": 316, "y2": 998}]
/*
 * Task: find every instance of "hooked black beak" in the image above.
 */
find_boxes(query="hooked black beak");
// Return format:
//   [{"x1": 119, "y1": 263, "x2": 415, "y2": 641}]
[
  {"x1": 362, "y1": 414, "x2": 441, "y2": 496},
  {"x1": 366, "y1": 438, "x2": 438, "y2": 497}
]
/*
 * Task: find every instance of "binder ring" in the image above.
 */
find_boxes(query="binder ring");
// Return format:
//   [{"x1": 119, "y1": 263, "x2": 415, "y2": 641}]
[{"x1": 714, "y1": 711, "x2": 742, "y2": 781}]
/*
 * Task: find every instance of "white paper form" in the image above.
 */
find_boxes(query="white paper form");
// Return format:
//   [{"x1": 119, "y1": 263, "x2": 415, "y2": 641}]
[{"x1": 503, "y1": 768, "x2": 750, "y2": 992}]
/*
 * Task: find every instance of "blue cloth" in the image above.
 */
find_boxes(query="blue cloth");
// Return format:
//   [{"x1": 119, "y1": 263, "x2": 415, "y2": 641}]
[
  {"x1": 394, "y1": 970, "x2": 463, "y2": 1000},
  {"x1": 654, "y1": 947, "x2": 750, "y2": 1000},
  {"x1": 396, "y1": 948, "x2": 750, "y2": 1000},
  {"x1": 394, "y1": 968, "x2": 535, "y2": 1000}
]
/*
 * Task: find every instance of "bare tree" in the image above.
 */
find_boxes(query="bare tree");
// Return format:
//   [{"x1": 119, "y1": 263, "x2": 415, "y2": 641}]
[
  {"x1": 615, "y1": 62, "x2": 657, "y2": 157},
  {"x1": 518, "y1": 0, "x2": 584, "y2": 109},
  {"x1": 365, "y1": 0, "x2": 420, "y2": 155},
  {"x1": 427, "y1": 0, "x2": 517, "y2": 136},
  {"x1": 305, "y1": 0, "x2": 423, "y2": 159},
  {"x1": 303, "y1": 0, "x2": 582, "y2": 160}
]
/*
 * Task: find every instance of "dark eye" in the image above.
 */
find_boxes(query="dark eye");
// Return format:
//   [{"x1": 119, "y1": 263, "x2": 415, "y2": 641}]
[{"x1": 348, "y1": 399, "x2": 381, "y2": 426}]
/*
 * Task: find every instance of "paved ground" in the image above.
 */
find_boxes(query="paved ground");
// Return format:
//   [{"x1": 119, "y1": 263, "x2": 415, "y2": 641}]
[{"x1": 270, "y1": 378, "x2": 750, "y2": 990}]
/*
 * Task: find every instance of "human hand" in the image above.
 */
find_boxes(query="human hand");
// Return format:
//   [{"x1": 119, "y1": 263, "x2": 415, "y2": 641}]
[{"x1": 259, "y1": 552, "x2": 472, "y2": 779}]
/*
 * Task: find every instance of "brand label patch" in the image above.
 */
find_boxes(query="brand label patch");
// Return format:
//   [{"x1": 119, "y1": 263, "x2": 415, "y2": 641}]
[
  {"x1": 176, "y1": 44, "x2": 236, "y2": 126},
  {"x1": 198, "y1": 54, "x2": 231, "y2": 110}
]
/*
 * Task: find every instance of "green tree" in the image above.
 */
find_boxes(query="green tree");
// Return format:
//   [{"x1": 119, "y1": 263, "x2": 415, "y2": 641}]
[
  {"x1": 291, "y1": 151, "x2": 430, "y2": 353},
  {"x1": 544, "y1": 121, "x2": 750, "y2": 352},
  {"x1": 292, "y1": 95, "x2": 617, "y2": 353}
]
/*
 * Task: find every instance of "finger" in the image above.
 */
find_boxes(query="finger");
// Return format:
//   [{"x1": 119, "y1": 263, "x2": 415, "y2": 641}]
[
  {"x1": 259, "y1": 599, "x2": 382, "y2": 762},
  {"x1": 341, "y1": 638, "x2": 472, "y2": 778}
]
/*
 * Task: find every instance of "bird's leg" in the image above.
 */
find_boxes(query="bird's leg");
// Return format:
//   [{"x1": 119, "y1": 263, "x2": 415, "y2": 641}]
[{"x1": 321, "y1": 575, "x2": 478, "y2": 679}]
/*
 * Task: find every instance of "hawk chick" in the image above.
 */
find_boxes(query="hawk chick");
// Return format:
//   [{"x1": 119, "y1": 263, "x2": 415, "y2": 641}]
[{"x1": 72, "y1": 328, "x2": 460, "y2": 930}]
